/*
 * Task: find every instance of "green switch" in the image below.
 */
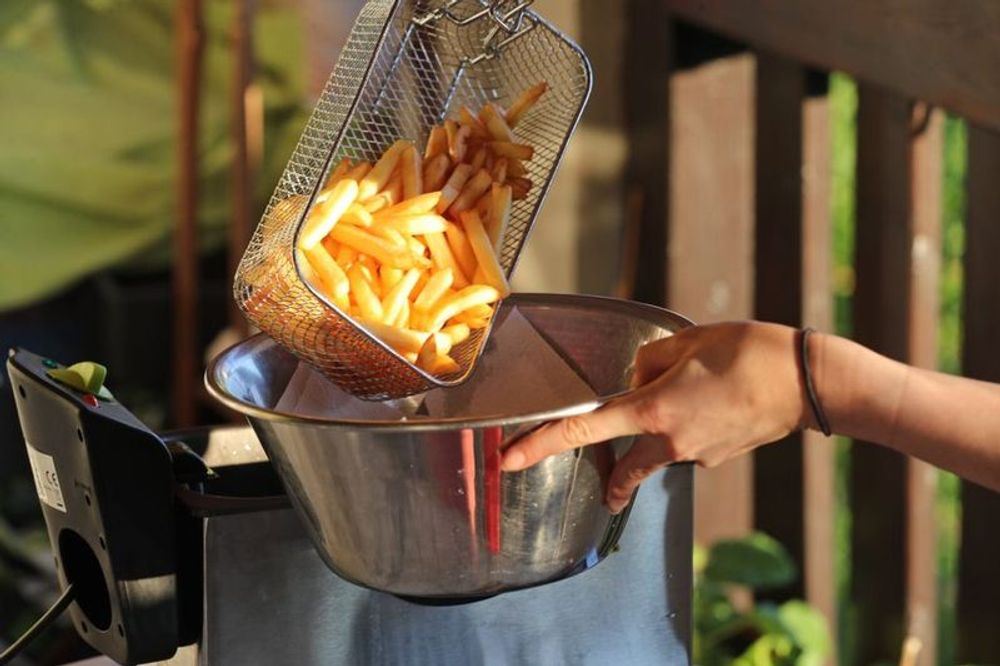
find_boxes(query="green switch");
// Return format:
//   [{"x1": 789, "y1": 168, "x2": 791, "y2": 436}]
[{"x1": 47, "y1": 361, "x2": 113, "y2": 400}]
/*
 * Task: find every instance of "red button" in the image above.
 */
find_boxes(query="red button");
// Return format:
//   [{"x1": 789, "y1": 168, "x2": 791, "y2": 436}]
[{"x1": 82, "y1": 394, "x2": 99, "y2": 408}]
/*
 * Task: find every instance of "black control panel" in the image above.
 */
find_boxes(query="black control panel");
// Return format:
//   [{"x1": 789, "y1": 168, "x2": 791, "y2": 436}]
[{"x1": 7, "y1": 348, "x2": 179, "y2": 664}]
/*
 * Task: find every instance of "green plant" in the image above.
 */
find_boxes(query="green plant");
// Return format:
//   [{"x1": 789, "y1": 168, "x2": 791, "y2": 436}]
[{"x1": 694, "y1": 532, "x2": 831, "y2": 666}]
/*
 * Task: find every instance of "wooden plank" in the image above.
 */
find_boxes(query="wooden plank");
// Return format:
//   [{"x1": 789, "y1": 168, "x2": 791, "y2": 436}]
[
  {"x1": 173, "y1": 0, "x2": 204, "y2": 428},
  {"x1": 801, "y1": 77, "x2": 837, "y2": 662},
  {"x1": 849, "y1": 83, "x2": 910, "y2": 666},
  {"x1": 752, "y1": 51, "x2": 805, "y2": 600},
  {"x1": 229, "y1": 0, "x2": 257, "y2": 337},
  {"x1": 668, "y1": 53, "x2": 756, "y2": 543},
  {"x1": 905, "y1": 106, "x2": 943, "y2": 666},
  {"x1": 661, "y1": 0, "x2": 1000, "y2": 132},
  {"x1": 957, "y1": 123, "x2": 1000, "y2": 663},
  {"x1": 624, "y1": 0, "x2": 672, "y2": 305}
]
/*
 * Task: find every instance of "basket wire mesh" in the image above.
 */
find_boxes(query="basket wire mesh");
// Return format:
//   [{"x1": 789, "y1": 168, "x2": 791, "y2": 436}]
[{"x1": 234, "y1": 0, "x2": 592, "y2": 400}]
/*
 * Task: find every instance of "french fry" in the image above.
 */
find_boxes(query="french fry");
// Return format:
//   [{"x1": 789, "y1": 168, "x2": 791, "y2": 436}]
[
  {"x1": 335, "y1": 244, "x2": 357, "y2": 267},
  {"x1": 382, "y1": 213, "x2": 449, "y2": 235},
  {"x1": 480, "y1": 103, "x2": 516, "y2": 142},
  {"x1": 358, "y1": 255, "x2": 379, "y2": 279},
  {"x1": 446, "y1": 120, "x2": 472, "y2": 163},
  {"x1": 474, "y1": 190, "x2": 492, "y2": 223},
  {"x1": 444, "y1": 221, "x2": 478, "y2": 280},
  {"x1": 361, "y1": 319, "x2": 429, "y2": 355},
  {"x1": 440, "y1": 322, "x2": 471, "y2": 346},
  {"x1": 328, "y1": 223, "x2": 415, "y2": 269},
  {"x1": 447, "y1": 168, "x2": 493, "y2": 216},
  {"x1": 422, "y1": 154, "x2": 452, "y2": 193},
  {"x1": 428, "y1": 284, "x2": 501, "y2": 332},
  {"x1": 375, "y1": 191, "x2": 442, "y2": 218},
  {"x1": 407, "y1": 235, "x2": 427, "y2": 258},
  {"x1": 401, "y1": 144, "x2": 423, "y2": 199},
  {"x1": 459, "y1": 106, "x2": 490, "y2": 139},
  {"x1": 487, "y1": 183, "x2": 512, "y2": 249},
  {"x1": 464, "y1": 303, "x2": 494, "y2": 319},
  {"x1": 394, "y1": 300, "x2": 410, "y2": 328},
  {"x1": 302, "y1": 244, "x2": 350, "y2": 311},
  {"x1": 342, "y1": 203, "x2": 373, "y2": 227},
  {"x1": 413, "y1": 267, "x2": 454, "y2": 312},
  {"x1": 509, "y1": 176, "x2": 531, "y2": 200},
  {"x1": 505, "y1": 81, "x2": 548, "y2": 127},
  {"x1": 347, "y1": 264, "x2": 384, "y2": 321},
  {"x1": 436, "y1": 164, "x2": 474, "y2": 213},
  {"x1": 469, "y1": 146, "x2": 487, "y2": 171},
  {"x1": 323, "y1": 157, "x2": 352, "y2": 188},
  {"x1": 460, "y1": 209, "x2": 510, "y2": 295},
  {"x1": 298, "y1": 178, "x2": 359, "y2": 250},
  {"x1": 433, "y1": 331, "x2": 454, "y2": 355},
  {"x1": 506, "y1": 158, "x2": 527, "y2": 177},
  {"x1": 382, "y1": 268, "x2": 421, "y2": 325},
  {"x1": 381, "y1": 172, "x2": 404, "y2": 206},
  {"x1": 452, "y1": 313, "x2": 490, "y2": 329},
  {"x1": 432, "y1": 353, "x2": 461, "y2": 374},
  {"x1": 374, "y1": 226, "x2": 408, "y2": 249},
  {"x1": 425, "y1": 126, "x2": 448, "y2": 160},
  {"x1": 358, "y1": 139, "x2": 409, "y2": 200},
  {"x1": 345, "y1": 160, "x2": 372, "y2": 181},
  {"x1": 424, "y1": 232, "x2": 469, "y2": 288},
  {"x1": 416, "y1": 334, "x2": 440, "y2": 373},
  {"x1": 356, "y1": 261, "x2": 381, "y2": 297},
  {"x1": 491, "y1": 157, "x2": 508, "y2": 184},
  {"x1": 489, "y1": 141, "x2": 534, "y2": 161},
  {"x1": 380, "y1": 265, "x2": 404, "y2": 292}
]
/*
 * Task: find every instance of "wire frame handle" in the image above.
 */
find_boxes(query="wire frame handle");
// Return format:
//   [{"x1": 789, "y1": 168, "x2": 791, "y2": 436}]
[{"x1": 413, "y1": 0, "x2": 537, "y2": 63}]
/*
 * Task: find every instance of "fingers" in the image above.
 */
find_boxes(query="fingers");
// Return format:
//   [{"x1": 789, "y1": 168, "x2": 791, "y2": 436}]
[
  {"x1": 632, "y1": 335, "x2": 685, "y2": 388},
  {"x1": 606, "y1": 435, "x2": 671, "y2": 514},
  {"x1": 500, "y1": 398, "x2": 641, "y2": 472}
]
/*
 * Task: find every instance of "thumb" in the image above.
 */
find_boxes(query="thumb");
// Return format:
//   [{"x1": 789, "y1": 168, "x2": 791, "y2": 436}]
[{"x1": 501, "y1": 397, "x2": 642, "y2": 472}]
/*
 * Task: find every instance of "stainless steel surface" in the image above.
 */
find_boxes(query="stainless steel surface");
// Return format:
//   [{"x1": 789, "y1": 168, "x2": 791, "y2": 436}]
[
  {"x1": 166, "y1": 442, "x2": 692, "y2": 665},
  {"x1": 207, "y1": 294, "x2": 692, "y2": 598},
  {"x1": 234, "y1": 0, "x2": 593, "y2": 400}
]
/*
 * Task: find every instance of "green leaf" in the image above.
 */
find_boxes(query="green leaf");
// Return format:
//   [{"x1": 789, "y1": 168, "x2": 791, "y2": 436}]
[
  {"x1": 777, "y1": 600, "x2": 830, "y2": 665},
  {"x1": 732, "y1": 633, "x2": 799, "y2": 666},
  {"x1": 703, "y1": 532, "x2": 797, "y2": 589}
]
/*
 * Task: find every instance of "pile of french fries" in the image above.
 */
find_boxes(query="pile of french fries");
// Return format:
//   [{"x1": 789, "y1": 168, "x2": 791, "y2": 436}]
[{"x1": 294, "y1": 82, "x2": 548, "y2": 377}]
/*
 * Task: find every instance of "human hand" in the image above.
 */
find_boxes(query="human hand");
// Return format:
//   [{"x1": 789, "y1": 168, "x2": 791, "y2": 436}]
[{"x1": 501, "y1": 322, "x2": 809, "y2": 513}]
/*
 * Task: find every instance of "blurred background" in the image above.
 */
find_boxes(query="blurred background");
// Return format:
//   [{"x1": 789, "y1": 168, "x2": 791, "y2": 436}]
[{"x1": 1, "y1": 1, "x2": 998, "y2": 665}]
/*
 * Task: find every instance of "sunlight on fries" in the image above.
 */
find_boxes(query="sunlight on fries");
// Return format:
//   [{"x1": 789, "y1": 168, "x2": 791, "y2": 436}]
[{"x1": 288, "y1": 82, "x2": 547, "y2": 377}]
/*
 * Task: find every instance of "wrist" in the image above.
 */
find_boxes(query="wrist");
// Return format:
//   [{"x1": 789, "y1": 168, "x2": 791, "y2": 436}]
[{"x1": 809, "y1": 332, "x2": 907, "y2": 443}]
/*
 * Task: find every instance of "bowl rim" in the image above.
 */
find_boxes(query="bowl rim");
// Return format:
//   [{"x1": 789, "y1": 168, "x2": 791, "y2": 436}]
[{"x1": 204, "y1": 293, "x2": 694, "y2": 432}]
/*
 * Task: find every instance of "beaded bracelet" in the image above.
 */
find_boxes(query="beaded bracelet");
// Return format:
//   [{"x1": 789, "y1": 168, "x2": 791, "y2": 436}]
[{"x1": 800, "y1": 328, "x2": 832, "y2": 437}]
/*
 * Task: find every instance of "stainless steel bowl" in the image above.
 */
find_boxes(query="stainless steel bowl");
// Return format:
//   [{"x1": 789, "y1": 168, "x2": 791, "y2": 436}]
[{"x1": 206, "y1": 294, "x2": 692, "y2": 599}]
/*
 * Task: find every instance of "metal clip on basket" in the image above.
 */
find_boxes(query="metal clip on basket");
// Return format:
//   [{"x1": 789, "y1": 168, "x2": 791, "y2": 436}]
[{"x1": 234, "y1": 0, "x2": 592, "y2": 400}]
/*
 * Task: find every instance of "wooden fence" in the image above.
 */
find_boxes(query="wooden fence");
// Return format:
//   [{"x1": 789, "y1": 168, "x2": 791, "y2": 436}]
[{"x1": 619, "y1": 2, "x2": 1000, "y2": 664}]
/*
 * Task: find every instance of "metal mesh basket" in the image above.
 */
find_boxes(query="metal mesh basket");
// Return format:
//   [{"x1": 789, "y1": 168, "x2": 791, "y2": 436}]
[{"x1": 234, "y1": 0, "x2": 592, "y2": 400}]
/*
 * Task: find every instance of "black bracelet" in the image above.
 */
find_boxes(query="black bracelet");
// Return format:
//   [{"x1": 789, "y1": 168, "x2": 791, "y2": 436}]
[{"x1": 800, "y1": 327, "x2": 832, "y2": 437}]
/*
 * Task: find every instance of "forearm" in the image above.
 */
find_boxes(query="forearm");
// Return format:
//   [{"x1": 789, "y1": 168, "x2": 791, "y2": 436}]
[{"x1": 811, "y1": 332, "x2": 1000, "y2": 491}]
